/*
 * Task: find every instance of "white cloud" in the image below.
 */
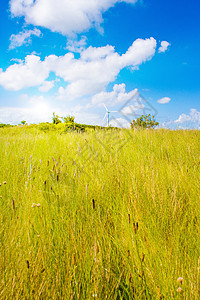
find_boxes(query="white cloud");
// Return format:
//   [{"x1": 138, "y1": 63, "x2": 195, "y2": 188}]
[
  {"x1": 110, "y1": 117, "x2": 130, "y2": 128},
  {"x1": 10, "y1": 0, "x2": 138, "y2": 36},
  {"x1": 56, "y1": 37, "x2": 157, "y2": 100},
  {"x1": 66, "y1": 36, "x2": 87, "y2": 53},
  {"x1": 190, "y1": 108, "x2": 200, "y2": 123},
  {"x1": 174, "y1": 113, "x2": 191, "y2": 124},
  {"x1": 174, "y1": 109, "x2": 200, "y2": 124},
  {"x1": 0, "y1": 95, "x2": 53, "y2": 124},
  {"x1": 157, "y1": 97, "x2": 171, "y2": 104},
  {"x1": 10, "y1": 58, "x2": 23, "y2": 63},
  {"x1": 158, "y1": 41, "x2": 170, "y2": 53},
  {"x1": 0, "y1": 37, "x2": 157, "y2": 98},
  {"x1": 80, "y1": 44, "x2": 115, "y2": 61},
  {"x1": 120, "y1": 37, "x2": 156, "y2": 67},
  {"x1": 121, "y1": 102, "x2": 144, "y2": 115},
  {"x1": 0, "y1": 55, "x2": 49, "y2": 91},
  {"x1": 0, "y1": 102, "x2": 101, "y2": 126},
  {"x1": 39, "y1": 80, "x2": 55, "y2": 92},
  {"x1": 162, "y1": 109, "x2": 200, "y2": 129},
  {"x1": 9, "y1": 28, "x2": 42, "y2": 49},
  {"x1": 91, "y1": 83, "x2": 138, "y2": 107}
]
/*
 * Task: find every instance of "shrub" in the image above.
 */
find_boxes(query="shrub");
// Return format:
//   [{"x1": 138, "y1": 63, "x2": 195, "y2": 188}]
[
  {"x1": 0, "y1": 123, "x2": 13, "y2": 128},
  {"x1": 38, "y1": 122, "x2": 53, "y2": 131},
  {"x1": 131, "y1": 114, "x2": 159, "y2": 129}
]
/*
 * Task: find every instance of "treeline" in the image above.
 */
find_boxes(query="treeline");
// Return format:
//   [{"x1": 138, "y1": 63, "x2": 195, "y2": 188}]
[
  {"x1": 0, "y1": 113, "x2": 159, "y2": 131},
  {"x1": 36, "y1": 122, "x2": 108, "y2": 132},
  {"x1": 0, "y1": 123, "x2": 14, "y2": 128},
  {"x1": 0, "y1": 121, "x2": 118, "y2": 133}
]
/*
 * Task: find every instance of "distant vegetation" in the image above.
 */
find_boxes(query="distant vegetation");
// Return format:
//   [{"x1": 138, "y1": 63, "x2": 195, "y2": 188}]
[
  {"x1": 1, "y1": 113, "x2": 159, "y2": 132},
  {"x1": 130, "y1": 114, "x2": 159, "y2": 129},
  {"x1": 20, "y1": 120, "x2": 27, "y2": 126},
  {"x1": 0, "y1": 124, "x2": 199, "y2": 299},
  {"x1": 0, "y1": 123, "x2": 14, "y2": 128},
  {"x1": 0, "y1": 112, "x2": 122, "y2": 133}
]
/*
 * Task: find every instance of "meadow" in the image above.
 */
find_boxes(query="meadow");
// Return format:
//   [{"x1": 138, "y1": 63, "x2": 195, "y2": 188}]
[{"x1": 0, "y1": 126, "x2": 200, "y2": 299}]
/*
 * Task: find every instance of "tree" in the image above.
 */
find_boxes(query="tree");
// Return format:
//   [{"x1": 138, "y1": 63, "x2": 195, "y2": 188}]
[
  {"x1": 62, "y1": 115, "x2": 75, "y2": 130},
  {"x1": 52, "y1": 112, "x2": 62, "y2": 124},
  {"x1": 62, "y1": 115, "x2": 75, "y2": 123},
  {"x1": 20, "y1": 120, "x2": 27, "y2": 125},
  {"x1": 130, "y1": 114, "x2": 159, "y2": 129}
]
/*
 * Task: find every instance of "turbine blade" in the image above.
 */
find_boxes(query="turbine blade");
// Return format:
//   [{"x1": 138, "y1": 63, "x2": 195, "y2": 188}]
[
  {"x1": 110, "y1": 111, "x2": 118, "y2": 113},
  {"x1": 102, "y1": 112, "x2": 107, "y2": 121},
  {"x1": 103, "y1": 103, "x2": 108, "y2": 111}
]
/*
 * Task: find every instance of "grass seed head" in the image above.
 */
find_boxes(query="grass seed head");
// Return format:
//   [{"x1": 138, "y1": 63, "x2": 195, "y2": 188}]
[
  {"x1": 12, "y1": 199, "x2": 15, "y2": 211},
  {"x1": 141, "y1": 253, "x2": 145, "y2": 262},
  {"x1": 92, "y1": 294, "x2": 97, "y2": 298},
  {"x1": 177, "y1": 277, "x2": 184, "y2": 284},
  {"x1": 26, "y1": 260, "x2": 30, "y2": 269},
  {"x1": 32, "y1": 203, "x2": 41, "y2": 207},
  {"x1": 86, "y1": 184, "x2": 88, "y2": 196},
  {"x1": 133, "y1": 222, "x2": 139, "y2": 233},
  {"x1": 177, "y1": 287, "x2": 183, "y2": 293},
  {"x1": 72, "y1": 253, "x2": 76, "y2": 265},
  {"x1": 128, "y1": 214, "x2": 131, "y2": 223},
  {"x1": 92, "y1": 199, "x2": 95, "y2": 209}
]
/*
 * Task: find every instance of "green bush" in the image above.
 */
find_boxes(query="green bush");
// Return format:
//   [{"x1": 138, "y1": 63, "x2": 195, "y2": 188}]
[
  {"x1": 38, "y1": 122, "x2": 54, "y2": 131},
  {"x1": 131, "y1": 114, "x2": 159, "y2": 129},
  {"x1": 0, "y1": 123, "x2": 14, "y2": 128}
]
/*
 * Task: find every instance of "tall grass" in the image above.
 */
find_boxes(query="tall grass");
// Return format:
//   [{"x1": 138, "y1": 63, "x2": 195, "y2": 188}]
[{"x1": 0, "y1": 126, "x2": 200, "y2": 299}]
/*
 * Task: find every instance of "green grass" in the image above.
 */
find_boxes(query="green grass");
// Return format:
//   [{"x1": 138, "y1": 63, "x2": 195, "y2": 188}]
[{"x1": 0, "y1": 126, "x2": 200, "y2": 299}]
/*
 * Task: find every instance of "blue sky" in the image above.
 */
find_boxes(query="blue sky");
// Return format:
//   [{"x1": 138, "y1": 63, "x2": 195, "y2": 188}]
[{"x1": 0, "y1": 0, "x2": 200, "y2": 128}]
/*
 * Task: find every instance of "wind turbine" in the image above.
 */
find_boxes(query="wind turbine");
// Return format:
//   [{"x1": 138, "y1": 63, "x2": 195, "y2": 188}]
[{"x1": 103, "y1": 104, "x2": 117, "y2": 127}]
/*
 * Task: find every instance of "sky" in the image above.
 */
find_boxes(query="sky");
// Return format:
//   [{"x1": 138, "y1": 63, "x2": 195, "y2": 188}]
[{"x1": 0, "y1": 0, "x2": 200, "y2": 128}]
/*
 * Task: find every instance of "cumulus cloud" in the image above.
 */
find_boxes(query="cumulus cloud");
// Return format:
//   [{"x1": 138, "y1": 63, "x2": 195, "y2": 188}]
[
  {"x1": 56, "y1": 37, "x2": 157, "y2": 100},
  {"x1": 91, "y1": 83, "x2": 157, "y2": 123},
  {"x1": 110, "y1": 117, "x2": 131, "y2": 128},
  {"x1": 91, "y1": 83, "x2": 138, "y2": 107},
  {"x1": 120, "y1": 38, "x2": 157, "y2": 67},
  {"x1": 0, "y1": 55, "x2": 49, "y2": 90},
  {"x1": 120, "y1": 102, "x2": 144, "y2": 115},
  {"x1": 174, "y1": 113, "x2": 191, "y2": 124},
  {"x1": 162, "y1": 108, "x2": 200, "y2": 129},
  {"x1": 10, "y1": 0, "x2": 138, "y2": 36},
  {"x1": 157, "y1": 97, "x2": 171, "y2": 104},
  {"x1": 9, "y1": 28, "x2": 42, "y2": 49},
  {"x1": 0, "y1": 37, "x2": 157, "y2": 98},
  {"x1": 158, "y1": 41, "x2": 170, "y2": 53},
  {"x1": 174, "y1": 109, "x2": 200, "y2": 124},
  {"x1": 39, "y1": 80, "x2": 55, "y2": 92},
  {"x1": 66, "y1": 36, "x2": 87, "y2": 53}
]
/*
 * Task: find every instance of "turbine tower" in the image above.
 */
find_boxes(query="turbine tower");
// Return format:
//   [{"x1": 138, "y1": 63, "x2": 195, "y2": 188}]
[{"x1": 103, "y1": 104, "x2": 117, "y2": 127}]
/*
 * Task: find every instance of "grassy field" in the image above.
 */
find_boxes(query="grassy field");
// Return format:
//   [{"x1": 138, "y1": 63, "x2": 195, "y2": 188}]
[{"x1": 0, "y1": 126, "x2": 200, "y2": 299}]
